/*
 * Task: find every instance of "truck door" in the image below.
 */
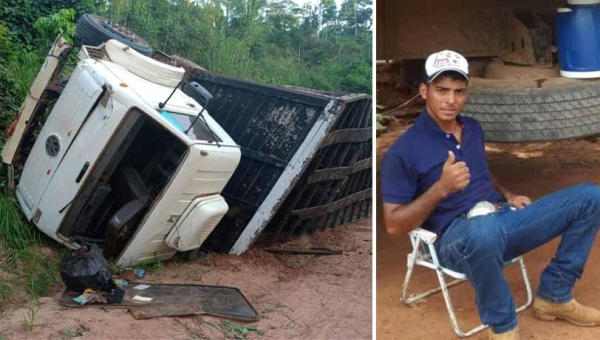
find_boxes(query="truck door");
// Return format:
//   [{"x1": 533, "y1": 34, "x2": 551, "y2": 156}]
[{"x1": 16, "y1": 63, "x2": 104, "y2": 220}]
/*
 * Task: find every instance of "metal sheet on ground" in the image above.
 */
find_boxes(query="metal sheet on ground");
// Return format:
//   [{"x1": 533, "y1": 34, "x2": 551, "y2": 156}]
[{"x1": 59, "y1": 283, "x2": 258, "y2": 321}]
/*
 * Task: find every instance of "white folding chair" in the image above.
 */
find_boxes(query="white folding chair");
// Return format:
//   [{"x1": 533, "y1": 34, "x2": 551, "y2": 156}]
[{"x1": 401, "y1": 228, "x2": 533, "y2": 337}]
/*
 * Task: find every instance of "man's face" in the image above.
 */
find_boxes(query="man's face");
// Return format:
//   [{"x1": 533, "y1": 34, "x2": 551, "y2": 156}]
[{"x1": 419, "y1": 76, "x2": 468, "y2": 123}]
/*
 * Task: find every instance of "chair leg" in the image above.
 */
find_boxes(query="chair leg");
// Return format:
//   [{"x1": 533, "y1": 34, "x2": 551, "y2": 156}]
[
  {"x1": 402, "y1": 244, "x2": 532, "y2": 337},
  {"x1": 515, "y1": 257, "x2": 533, "y2": 312},
  {"x1": 433, "y1": 265, "x2": 489, "y2": 337},
  {"x1": 435, "y1": 256, "x2": 532, "y2": 337},
  {"x1": 403, "y1": 277, "x2": 465, "y2": 305},
  {"x1": 400, "y1": 239, "x2": 421, "y2": 304}
]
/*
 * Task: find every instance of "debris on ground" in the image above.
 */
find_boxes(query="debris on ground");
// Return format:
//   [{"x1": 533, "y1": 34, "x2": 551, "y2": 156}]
[
  {"x1": 59, "y1": 245, "x2": 116, "y2": 294},
  {"x1": 60, "y1": 282, "x2": 258, "y2": 321},
  {"x1": 377, "y1": 114, "x2": 394, "y2": 136},
  {"x1": 113, "y1": 278, "x2": 128, "y2": 287},
  {"x1": 134, "y1": 268, "x2": 145, "y2": 279},
  {"x1": 120, "y1": 268, "x2": 136, "y2": 283},
  {"x1": 72, "y1": 289, "x2": 97, "y2": 305},
  {"x1": 0, "y1": 219, "x2": 371, "y2": 339},
  {"x1": 132, "y1": 284, "x2": 150, "y2": 290}
]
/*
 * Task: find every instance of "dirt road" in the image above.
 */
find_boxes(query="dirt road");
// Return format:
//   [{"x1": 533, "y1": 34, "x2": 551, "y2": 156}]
[
  {"x1": 0, "y1": 219, "x2": 372, "y2": 339},
  {"x1": 377, "y1": 121, "x2": 600, "y2": 339}
]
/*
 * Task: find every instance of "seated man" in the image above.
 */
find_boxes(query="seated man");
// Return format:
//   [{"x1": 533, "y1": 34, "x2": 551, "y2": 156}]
[{"x1": 381, "y1": 50, "x2": 600, "y2": 340}]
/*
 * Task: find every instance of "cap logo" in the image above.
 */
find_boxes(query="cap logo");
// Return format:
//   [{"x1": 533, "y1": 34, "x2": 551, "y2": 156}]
[{"x1": 433, "y1": 53, "x2": 459, "y2": 69}]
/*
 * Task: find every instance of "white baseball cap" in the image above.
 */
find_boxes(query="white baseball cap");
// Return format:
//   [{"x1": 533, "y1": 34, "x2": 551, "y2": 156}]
[{"x1": 425, "y1": 50, "x2": 469, "y2": 83}]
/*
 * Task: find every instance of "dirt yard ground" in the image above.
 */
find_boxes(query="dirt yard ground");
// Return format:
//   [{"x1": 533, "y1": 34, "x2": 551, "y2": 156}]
[
  {"x1": 377, "y1": 120, "x2": 600, "y2": 340},
  {"x1": 0, "y1": 218, "x2": 372, "y2": 339}
]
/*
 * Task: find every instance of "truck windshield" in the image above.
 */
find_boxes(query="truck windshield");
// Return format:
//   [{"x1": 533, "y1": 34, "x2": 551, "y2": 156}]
[{"x1": 160, "y1": 111, "x2": 222, "y2": 142}]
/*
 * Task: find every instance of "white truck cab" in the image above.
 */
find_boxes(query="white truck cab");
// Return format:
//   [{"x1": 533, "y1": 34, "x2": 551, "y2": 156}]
[{"x1": 2, "y1": 38, "x2": 241, "y2": 265}]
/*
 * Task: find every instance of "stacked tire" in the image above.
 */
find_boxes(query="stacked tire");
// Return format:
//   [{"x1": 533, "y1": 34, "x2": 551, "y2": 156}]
[
  {"x1": 76, "y1": 14, "x2": 153, "y2": 56},
  {"x1": 464, "y1": 77, "x2": 600, "y2": 142}
]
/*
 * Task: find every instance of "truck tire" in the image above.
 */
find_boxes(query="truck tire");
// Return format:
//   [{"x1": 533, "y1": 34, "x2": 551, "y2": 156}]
[
  {"x1": 76, "y1": 14, "x2": 153, "y2": 56},
  {"x1": 463, "y1": 77, "x2": 600, "y2": 142}
]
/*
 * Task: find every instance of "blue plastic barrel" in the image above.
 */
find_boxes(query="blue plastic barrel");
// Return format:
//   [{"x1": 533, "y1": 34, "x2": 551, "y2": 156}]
[{"x1": 556, "y1": 4, "x2": 600, "y2": 78}]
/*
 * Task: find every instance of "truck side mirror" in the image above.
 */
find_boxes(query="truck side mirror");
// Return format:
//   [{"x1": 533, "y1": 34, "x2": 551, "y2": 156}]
[{"x1": 184, "y1": 81, "x2": 213, "y2": 108}]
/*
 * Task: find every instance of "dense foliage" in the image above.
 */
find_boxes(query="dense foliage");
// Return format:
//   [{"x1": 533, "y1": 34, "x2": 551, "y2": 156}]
[
  {"x1": 98, "y1": 0, "x2": 372, "y2": 93},
  {"x1": 0, "y1": 1, "x2": 90, "y2": 135},
  {"x1": 0, "y1": 0, "x2": 96, "y2": 46},
  {"x1": 0, "y1": 0, "x2": 371, "y2": 137}
]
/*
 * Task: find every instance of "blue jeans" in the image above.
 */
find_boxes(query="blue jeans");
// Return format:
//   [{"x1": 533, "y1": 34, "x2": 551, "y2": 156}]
[{"x1": 437, "y1": 183, "x2": 600, "y2": 334}]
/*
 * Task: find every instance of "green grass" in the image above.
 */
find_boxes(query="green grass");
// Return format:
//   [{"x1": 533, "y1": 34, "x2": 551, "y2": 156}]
[
  {"x1": 137, "y1": 254, "x2": 166, "y2": 272},
  {"x1": 107, "y1": 260, "x2": 124, "y2": 275},
  {"x1": 0, "y1": 50, "x2": 44, "y2": 131},
  {"x1": 0, "y1": 193, "x2": 38, "y2": 251},
  {"x1": 20, "y1": 297, "x2": 39, "y2": 331},
  {"x1": 0, "y1": 220, "x2": 62, "y2": 307},
  {"x1": 0, "y1": 166, "x2": 62, "y2": 306},
  {"x1": 205, "y1": 319, "x2": 264, "y2": 339},
  {"x1": 0, "y1": 280, "x2": 12, "y2": 302},
  {"x1": 0, "y1": 244, "x2": 62, "y2": 303},
  {"x1": 19, "y1": 246, "x2": 62, "y2": 297},
  {"x1": 7, "y1": 50, "x2": 44, "y2": 100}
]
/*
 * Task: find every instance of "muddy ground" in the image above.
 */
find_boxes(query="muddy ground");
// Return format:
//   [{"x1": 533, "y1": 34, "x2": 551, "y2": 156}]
[
  {"x1": 377, "y1": 120, "x2": 600, "y2": 339},
  {"x1": 0, "y1": 218, "x2": 372, "y2": 339}
]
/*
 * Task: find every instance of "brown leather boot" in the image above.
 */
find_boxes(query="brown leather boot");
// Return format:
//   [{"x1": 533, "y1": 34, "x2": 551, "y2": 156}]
[
  {"x1": 533, "y1": 297, "x2": 600, "y2": 326},
  {"x1": 487, "y1": 326, "x2": 520, "y2": 340}
]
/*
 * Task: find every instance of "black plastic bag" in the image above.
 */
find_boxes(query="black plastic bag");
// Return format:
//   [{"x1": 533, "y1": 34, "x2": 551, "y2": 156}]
[{"x1": 60, "y1": 244, "x2": 116, "y2": 293}]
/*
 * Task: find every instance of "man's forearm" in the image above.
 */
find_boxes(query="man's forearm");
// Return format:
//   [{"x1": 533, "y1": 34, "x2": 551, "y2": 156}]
[
  {"x1": 491, "y1": 175, "x2": 514, "y2": 200},
  {"x1": 384, "y1": 182, "x2": 449, "y2": 235}
]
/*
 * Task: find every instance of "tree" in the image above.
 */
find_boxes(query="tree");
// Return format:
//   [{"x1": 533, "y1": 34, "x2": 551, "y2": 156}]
[
  {"x1": 319, "y1": 0, "x2": 337, "y2": 40},
  {"x1": 94, "y1": 0, "x2": 372, "y2": 92},
  {"x1": 339, "y1": 0, "x2": 372, "y2": 36}
]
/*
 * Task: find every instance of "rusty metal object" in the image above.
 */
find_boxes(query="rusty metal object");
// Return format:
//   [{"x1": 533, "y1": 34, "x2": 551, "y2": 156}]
[
  {"x1": 150, "y1": 50, "x2": 177, "y2": 66},
  {"x1": 499, "y1": 13, "x2": 553, "y2": 66},
  {"x1": 129, "y1": 301, "x2": 198, "y2": 319},
  {"x1": 377, "y1": 0, "x2": 563, "y2": 60},
  {"x1": 60, "y1": 283, "x2": 259, "y2": 321},
  {"x1": 7, "y1": 164, "x2": 15, "y2": 190},
  {"x1": 484, "y1": 59, "x2": 560, "y2": 80},
  {"x1": 172, "y1": 54, "x2": 207, "y2": 72}
]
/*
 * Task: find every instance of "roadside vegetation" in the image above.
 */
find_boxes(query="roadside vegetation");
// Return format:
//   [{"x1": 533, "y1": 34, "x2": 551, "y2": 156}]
[
  {"x1": 0, "y1": 0, "x2": 372, "y2": 323},
  {"x1": 100, "y1": 0, "x2": 372, "y2": 94},
  {"x1": 0, "y1": 4, "x2": 82, "y2": 320}
]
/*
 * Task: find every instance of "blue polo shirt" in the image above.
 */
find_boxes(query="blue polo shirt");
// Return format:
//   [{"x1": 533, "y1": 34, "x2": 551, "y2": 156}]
[{"x1": 380, "y1": 110, "x2": 502, "y2": 234}]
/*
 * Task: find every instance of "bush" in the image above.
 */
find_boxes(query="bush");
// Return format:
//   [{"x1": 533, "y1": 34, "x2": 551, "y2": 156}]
[{"x1": 34, "y1": 8, "x2": 77, "y2": 47}]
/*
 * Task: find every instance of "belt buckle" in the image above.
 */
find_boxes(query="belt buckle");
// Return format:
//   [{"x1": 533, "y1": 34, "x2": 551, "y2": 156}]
[{"x1": 466, "y1": 201, "x2": 497, "y2": 219}]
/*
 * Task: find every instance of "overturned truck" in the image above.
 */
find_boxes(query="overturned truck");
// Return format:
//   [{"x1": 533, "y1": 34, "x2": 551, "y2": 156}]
[{"x1": 2, "y1": 35, "x2": 372, "y2": 264}]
